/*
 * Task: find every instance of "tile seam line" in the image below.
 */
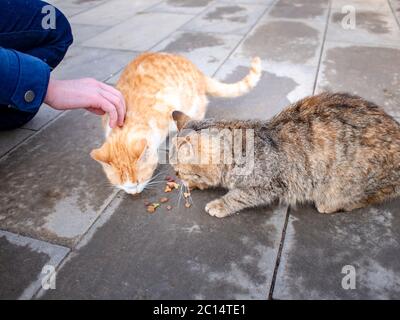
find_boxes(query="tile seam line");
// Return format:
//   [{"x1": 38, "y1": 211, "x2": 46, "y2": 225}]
[
  {"x1": 387, "y1": 0, "x2": 400, "y2": 30},
  {"x1": 32, "y1": 190, "x2": 121, "y2": 300},
  {"x1": 210, "y1": 0, "x2": 279, "y2": 77},
  {"x1": 312, "y1": 0, "x2": 332, "y2": 94},
  {"x1": 0, "y1": 227, "x2": 70, "y2": 250},
  {"x1": 75, "y1": 45, "x2": 142, "y2": 54},
  {"x1": 267, "y1": 205, "x2": 290, "y2": 300}
]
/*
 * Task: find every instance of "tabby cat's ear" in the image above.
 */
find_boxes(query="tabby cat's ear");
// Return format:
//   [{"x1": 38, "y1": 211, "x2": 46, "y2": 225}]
[
  {"x1": 172, "y1": 111, "x2": 191, "y2": 131},
  {"x1": 90, "y1": 144, "x2": 110, "y2": 164}
]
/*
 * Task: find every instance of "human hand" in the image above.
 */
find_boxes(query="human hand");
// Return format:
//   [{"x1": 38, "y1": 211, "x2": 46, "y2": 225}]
[{"x1": 44, "y1": 77, "x2": 126, "y2": 128}]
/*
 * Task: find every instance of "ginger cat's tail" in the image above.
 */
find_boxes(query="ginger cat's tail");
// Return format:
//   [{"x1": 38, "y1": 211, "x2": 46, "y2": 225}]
[{"x1": 204, "y1": 57, "x2": 262, "y2": 98}]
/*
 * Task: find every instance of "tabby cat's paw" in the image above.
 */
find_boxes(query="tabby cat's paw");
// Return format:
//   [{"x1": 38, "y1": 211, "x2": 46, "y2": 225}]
[{"x1": 205, "y1": 199, "x2": 231, "y2": 218}]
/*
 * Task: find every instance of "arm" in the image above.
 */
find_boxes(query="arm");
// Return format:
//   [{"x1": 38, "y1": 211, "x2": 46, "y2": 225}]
[{"x1": 0, "y1": 47, "x2": 126, "y2": 128}]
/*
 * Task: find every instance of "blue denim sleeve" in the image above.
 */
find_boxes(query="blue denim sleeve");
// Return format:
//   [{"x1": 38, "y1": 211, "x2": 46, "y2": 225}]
[{"x1": 0, "y1": 47, "x2": 50, "y2": 113}]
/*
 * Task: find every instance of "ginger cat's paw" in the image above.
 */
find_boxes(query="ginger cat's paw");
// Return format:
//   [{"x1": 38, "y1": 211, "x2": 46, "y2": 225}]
[{"x1": 205, "y1": 199, "x2": 231, "y2": 218}]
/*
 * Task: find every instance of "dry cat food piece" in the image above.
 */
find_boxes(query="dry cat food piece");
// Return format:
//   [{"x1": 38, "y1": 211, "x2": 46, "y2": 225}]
[
  {"x1": 147, "y1": 205, "x2": 156, "y2": 213},
  {"x1": 166, "y1": 205, "x2": 172, "y2": 210},
  {"x1": 183, "y1": 192, "x2": 190, "y2": 198},
  {"x1": 160, "y1": 197, "x2": 169, "y2": 203},
  {"x1": 167, "y1": 181, "x2": 180, "y2": 189},
  {"x1": 185, "y1": 202, "x2": 192, "y2": 208},
  {"x1": 147, "y1": 202, "x2": 160, "y2": 213},
  {"x1": 164, "y1": 181, "x2": 179, "y2": 193}
]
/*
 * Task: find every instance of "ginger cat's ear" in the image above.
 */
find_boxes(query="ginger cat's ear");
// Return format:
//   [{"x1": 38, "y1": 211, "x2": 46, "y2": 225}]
[
  {"x1": 172, "y1": 111, "x2": 191, "y2": 131},
  {"x1": 133, "y1": 139, "x2": 148, "y2": 160},
  {"x1": 90, "y1": 144, "x2": 110, "y2": 164}
]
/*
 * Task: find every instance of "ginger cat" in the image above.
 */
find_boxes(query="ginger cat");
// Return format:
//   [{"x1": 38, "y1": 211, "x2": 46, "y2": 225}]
[{"x1": 90, "y1": 52, "x2": 261, "y2": 194}]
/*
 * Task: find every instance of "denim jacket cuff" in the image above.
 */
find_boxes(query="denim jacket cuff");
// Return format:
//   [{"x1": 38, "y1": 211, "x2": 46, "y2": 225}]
[{"x1": 10, "y1": 49, "x2": 50, "y2": 113}]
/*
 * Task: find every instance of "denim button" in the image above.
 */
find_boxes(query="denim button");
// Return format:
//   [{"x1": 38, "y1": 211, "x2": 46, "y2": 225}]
[{"x1": 24, "y1": 90, "x2": 35, "y2": 103}]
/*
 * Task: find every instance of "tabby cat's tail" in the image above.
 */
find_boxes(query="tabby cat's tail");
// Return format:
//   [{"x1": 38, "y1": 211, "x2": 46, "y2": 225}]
[{"x1": 205, "y1": 57, "x2": 262, "y2": 98}]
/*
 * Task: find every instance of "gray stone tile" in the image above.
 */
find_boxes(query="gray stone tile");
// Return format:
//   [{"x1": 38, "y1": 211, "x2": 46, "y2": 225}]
[
  {"x1": 49, "y1": 0, "x2": 107, "y2": 9},
  {"x1": 0, "y1": 129, "x2": 33, "y2": 158},
  {"x1": 0, "y1": 230, "x2": 69, "y2": 300},
  {"x1": 390, "y1": 0, "x2": 400, "y2": 24},
  {"x1": 70, "y1": 24, "x2": 109, "y2": 45},
  {"x1": 82, "y1": 12, "x2": 194, "y2": 51},
  {"x1": 182, "y1": 3, "x2": 268, "y2": 35},
  {"x1": 42, "y1": 166, "x2": 288, "y2": 299},
  {"x1": 273, "y1": 199, "x2": 400, "y2": 299},
  {"x1": 57, "y1": 6, "x2": 87, "y2": 18},
  {"x1": 49, "y1": 0, "x2": 107, "y2": 18},
  {"x1": 331, "y1": 0, "x2": 391, "y2": 10},
  {"x1": 234, "y1": 15, "x2": 326, "y2": 67},
  {"x1": 152, "y1": 31, "x2": 243, "y2": 75},
  {"x1": 0, "y1": 110, "x2": 117, "y2": 247},
  {"x1": 275, "y1": 0, "x2": 330, "y2": 7},
  {"x1": 69, "y1": 0, "x2": 161, "y2": 26},
  {"x1": 316, "y1": 42, "x2": 400, "y2": 120},
  {"x1": 269, "y1": 0, "x2": 329, "y2": 22},
  {"x1": 148, "y1": 0, "x2": 215, "y2": 14},
  {"x1": 22, "y1": 105, "x2": 62, "y2": 131},
  {"x1": 327, "y1": 5, "x2": 400, "y2": 46},
  {"x1": 52, "y1": 46, "x2": 138, "y2": 81},
  {"x1": 218, "y1": 0, "x2": 275, "y2": 4},
  {"x1": 206, "y1": 58, "x2": 315, "y2": 120}
]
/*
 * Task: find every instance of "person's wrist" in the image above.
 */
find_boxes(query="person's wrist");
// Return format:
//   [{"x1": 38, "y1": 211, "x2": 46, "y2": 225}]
[{"x1": 44, "y1": 77, "x2": 58, "y2": 107}]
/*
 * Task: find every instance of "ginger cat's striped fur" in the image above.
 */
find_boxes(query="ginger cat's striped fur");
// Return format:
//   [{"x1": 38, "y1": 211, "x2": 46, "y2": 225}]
[{"x1": 90, "y1": 52, "x2": 261, "y2": 194}]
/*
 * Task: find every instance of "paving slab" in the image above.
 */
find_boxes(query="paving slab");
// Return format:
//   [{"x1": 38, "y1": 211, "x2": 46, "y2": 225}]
[
  {"x1": 182, "y1": 2, "x2": 268, "y2": 35},
  {"x1": 275, "y1": 0, "x2": 330, "y2": 7},
  {"x1": 52, "y1": 46, "x2": 138, "y2": 81},
  {"x1": 316, "y1": 41, "x2": 400, "y2": 120},
  {"x1": 69, "y1": 0, "x2": 161, "y2": 26},
  {"x1": 21, "y1": 105, "x2": 62, "y2": 131},
  {"x1": 0, "y1": 129, "x2": 33, "y2": 158},
  {"x1": 206, "y1": 57, "x2": 315, "y2": 120},
  {"x1": 217, "y1": 0, "x2": 275, "y2": 4},
  {"x1": 82, "y1": 12, "x2": 194, "y2": 51},
  {"x1": 48, "y1": 0, "x2": 107, "y2": 10},
  {"x1": 152, "y1": 31, "x2": 243, "y2": 75},
  {"x1": 48, "y1": 0, "x2": 107, "y2": 18},
  {"x1": 327, "y1": 4, "x2": 400, "y2": 46},
  {"x1": 273, "y1": 199, "x2": 400, "y2": 299},
  {"x1": 0, "y1": 110, "x2": 117, "y2": 247},
  {"x1": 331, "y1": 0, "x2": 391, "y2": 10},
  {"x1": 270, "y1": 0, "x2": 329, "y2": 22},
  {"x1": 233, "y1": 13, "x2": 326, "y2": 67},
  {"x1": 41, "y1": 166, "x2": 288, "y2": 299},
  {"x1": 148, "y1": 0, "x2": 215, "y2": 14},
  {"x1": 70, "y1": 24, "x2": 109, "y2": 45},
  {"x1": 390, "y1": 0, "x2": 400, "y2": 24},
  {"x1": 0, "y1": 230, "x2": 69, "y2": 300}
]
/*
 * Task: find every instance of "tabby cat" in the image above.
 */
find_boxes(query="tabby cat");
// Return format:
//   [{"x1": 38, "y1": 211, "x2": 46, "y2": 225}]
[
  {"x1": 171, "y1": 93, "x2": 400, "y2": 217},
  {"x1": 90, "y1": 52, "x2": 261, "y2": 194}
]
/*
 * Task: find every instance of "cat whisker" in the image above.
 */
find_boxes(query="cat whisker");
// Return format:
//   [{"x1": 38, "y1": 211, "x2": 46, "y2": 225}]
[{"x1": 177, "y1": 183, "x2": 184, "y2": 208}]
